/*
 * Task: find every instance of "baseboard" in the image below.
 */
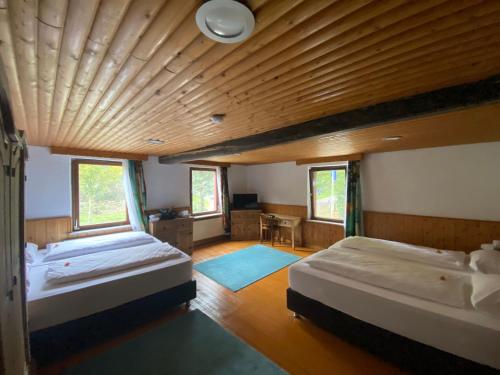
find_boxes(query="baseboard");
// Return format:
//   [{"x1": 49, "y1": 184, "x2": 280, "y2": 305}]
[{"x1": 193, "y1": 234, "x2": 229, "y2": 248}]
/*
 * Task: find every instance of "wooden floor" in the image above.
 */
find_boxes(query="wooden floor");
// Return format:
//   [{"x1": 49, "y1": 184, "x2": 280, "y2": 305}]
[{"x1": 37, "y1": 241, "x2": 405, "y2": 375}]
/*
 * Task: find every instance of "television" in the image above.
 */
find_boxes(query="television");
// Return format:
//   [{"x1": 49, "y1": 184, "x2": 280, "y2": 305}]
[{"x1": 233, "y1": 194, "x2": 259, "y2": 209}]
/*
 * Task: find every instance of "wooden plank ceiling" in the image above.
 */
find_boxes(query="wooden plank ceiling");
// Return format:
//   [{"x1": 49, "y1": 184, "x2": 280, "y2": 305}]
[
  {"x1": 207, "y1": 102, "x2": 500, "y2": 164},
  {"x1": 1, "y1": 0, "x2": 500, "y2": 161}
]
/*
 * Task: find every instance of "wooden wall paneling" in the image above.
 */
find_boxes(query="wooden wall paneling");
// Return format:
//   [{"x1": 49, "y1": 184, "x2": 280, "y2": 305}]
[
  {"x1": 260, "y1": 202, "x2": 343, "y2": 249},
  {"x1": 260, "y1": 202, "x2": 307, "y2": 219},
  {"x1": 25, "y1": 217, "x2": 71, "y2": 248},
  {"x1": 363, "y1": 211, "x2": 500, "y2": 252},
  {"x1": 303, "y1": 220, "x2": 345, "y2": 250},
  {"x1": 50, "y1": 146, "x2": 148, "y2": 161},
  {"x1": 295, "y1": 153, "x2": 362, "y2": 165},
  {"x1": 259, "y1": 205, "x2": 500, "y2": 251}
]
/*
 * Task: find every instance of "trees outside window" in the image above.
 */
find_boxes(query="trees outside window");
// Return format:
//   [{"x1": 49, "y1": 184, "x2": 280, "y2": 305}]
[
  {"x1": 72, "y1": 159, "x2": 128, "y2": 230},
  {"x1": 309, "y1": 166, "x2": 346, "y2": 223},
  {"x1": 190, "y1": 168, "x2": 219, "y2": 215}
]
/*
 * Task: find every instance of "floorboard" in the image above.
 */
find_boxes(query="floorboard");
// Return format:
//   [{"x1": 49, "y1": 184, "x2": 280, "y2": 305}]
[{"x1": 36, "y1": 241, "x2": 405, "y2": 375}]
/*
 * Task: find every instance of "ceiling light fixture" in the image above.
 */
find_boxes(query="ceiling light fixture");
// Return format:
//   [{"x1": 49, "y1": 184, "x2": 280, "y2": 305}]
[
  {"x1": 210, "y1": 113, "x2": 226, "y2": 124},
  {"x1": 196, "y1": 0, "x2": 255, "y2": 44},
  {"x1": 147, "y1": 138, "x2": 164, "y2": 145},
  {"x1": 383, "y1": 136, "x2": 402, "y2": 141}
]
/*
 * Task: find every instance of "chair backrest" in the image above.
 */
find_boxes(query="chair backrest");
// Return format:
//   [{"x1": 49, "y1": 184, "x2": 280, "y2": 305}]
[{"x1": 260, "y1": 214, "x2": 279, "y2": 227}]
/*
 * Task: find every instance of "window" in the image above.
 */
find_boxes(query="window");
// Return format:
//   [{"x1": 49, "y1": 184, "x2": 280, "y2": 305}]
[
  {"x1": 309, "y1": 166, "x2": 347, "y2": 223},
  {"x1": 71, "y1": 159, "x2": 128, "y2": 230},
  {"x1": 190, "y1": 167, "x2": 219, "y2": 216}
]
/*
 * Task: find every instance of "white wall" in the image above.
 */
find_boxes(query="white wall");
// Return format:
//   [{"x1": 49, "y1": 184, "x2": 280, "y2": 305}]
[
  {"x1": 142, "y1": 158, "x2": 191, "y2": 210},
  {"x1": 25, "y1": 146, "x2": 72, "y2": 219},
  {"x1": 25, "y1": 148, "x2": 248, "y2": 240},
  {"x1": 246, "y1": 162, "x2": 308, "y2": 205},
  {"x1": 142, "y1": 157, "x2": 229, "y2": 240},
  {"x1": 361, "y1": 142, "x2": 500, "y2": 221},
  {"x1": 242, "y1": 142, "x2": 500, "y2": 222}
]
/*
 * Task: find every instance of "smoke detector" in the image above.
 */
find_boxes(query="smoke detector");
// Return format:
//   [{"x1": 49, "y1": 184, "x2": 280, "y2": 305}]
[
  {"x1": 196, "y1": 0, "x2": 255, "y2": 44},
  {"x1": 147, "y1": 138, "x2": 165, "y2": 145},
  {"x1": 210, "y1": 113, "x2": 226, "y2": 124}
]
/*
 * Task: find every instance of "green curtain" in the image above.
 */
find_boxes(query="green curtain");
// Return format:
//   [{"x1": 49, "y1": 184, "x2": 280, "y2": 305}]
[
  {"x1": 220, "y1": 167, "x2": 231, "y2": 234},
  {"x1": 345, "y1": 160, "x2": 364, "y2": 237},
  {"x1": 127, "y1": 160, "x2": 148, "y2": 232}
]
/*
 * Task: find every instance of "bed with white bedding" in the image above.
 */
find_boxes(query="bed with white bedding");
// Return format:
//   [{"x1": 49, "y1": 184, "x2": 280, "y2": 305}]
[
  {"x1": 41, "y1": 230, "x2": 159, "y2": 262},
  {"x1": 288, "y1": 237, "x2": 500, "y2": 372},
  {"x1": 28, "y1": 233, "x2": 196, "y2": 332}
]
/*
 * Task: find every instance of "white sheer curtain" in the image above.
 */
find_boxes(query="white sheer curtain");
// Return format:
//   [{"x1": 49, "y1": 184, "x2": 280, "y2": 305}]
[{"x1": 122, "y1": 160, "x2": 144, "y2": 231}]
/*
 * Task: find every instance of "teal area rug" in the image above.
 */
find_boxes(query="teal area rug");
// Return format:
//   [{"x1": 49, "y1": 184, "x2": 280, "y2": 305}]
[
  {"x1": 64, "y1": 309, "x2": 286, "y2": 375},
  {"x1": 194, "y1": 245, "x2": 301, "y2": 291}
]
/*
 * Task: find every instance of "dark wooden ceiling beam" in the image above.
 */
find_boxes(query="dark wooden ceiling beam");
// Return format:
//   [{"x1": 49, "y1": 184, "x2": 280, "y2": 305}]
[{"x1": 159, "y1": 74, "x2": 500, "y2": 164}]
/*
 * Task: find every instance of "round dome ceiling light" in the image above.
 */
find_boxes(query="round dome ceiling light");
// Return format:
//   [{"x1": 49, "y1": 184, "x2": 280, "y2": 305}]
[{"x1": 196, "y1": 0, "x2": 255, "y2": 44}]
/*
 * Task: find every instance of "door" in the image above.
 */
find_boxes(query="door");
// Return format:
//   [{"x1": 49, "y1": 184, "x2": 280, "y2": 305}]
[{"x1": 0, "y1": 84, "x2": 29, "y2": 374}]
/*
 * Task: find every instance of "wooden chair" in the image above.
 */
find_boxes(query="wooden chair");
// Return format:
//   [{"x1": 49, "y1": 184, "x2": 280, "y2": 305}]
[{"x1": 260, "y1": 214, "x2": 280, "y2": 245}]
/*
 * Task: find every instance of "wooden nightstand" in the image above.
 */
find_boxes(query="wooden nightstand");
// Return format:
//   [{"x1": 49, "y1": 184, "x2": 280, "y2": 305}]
[{"x1": 149, "y1": 217, "x2": 194, "y2": 255}]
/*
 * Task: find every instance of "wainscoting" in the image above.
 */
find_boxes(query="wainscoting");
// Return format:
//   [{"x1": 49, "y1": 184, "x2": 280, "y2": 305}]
[
  {"x1": 261, "y1": 203, "x2": 500, "y2": 251},
  {"x1": 26, "y1": 217, "x2": 131, "y2": 248},
  {"x1": 26, "y1": 217, "x2": 72, "y2": 248},
  {"x1": 364, "y1": 211, "x2": 500, "y2": 253},
  {"x1": 260, "y1": 202, "x2": 344, "y2": 249}
]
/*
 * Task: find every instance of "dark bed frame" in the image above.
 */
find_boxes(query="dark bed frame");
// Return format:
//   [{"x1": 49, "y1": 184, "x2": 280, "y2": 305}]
[
  {"x1": 287, "y1": 288, "x2": 497, "y2": 375},
  {"x1": 30, "y1": 280, "x2": 196, "y2": 366}
]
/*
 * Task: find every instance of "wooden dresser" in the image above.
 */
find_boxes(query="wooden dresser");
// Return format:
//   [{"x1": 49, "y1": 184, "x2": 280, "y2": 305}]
[
  {"x1": 231, "y1": 210, "x2": 262, "y2": 240},
  {"x1": 149, "y1": 217, "x2": 194, "y2": 255}
]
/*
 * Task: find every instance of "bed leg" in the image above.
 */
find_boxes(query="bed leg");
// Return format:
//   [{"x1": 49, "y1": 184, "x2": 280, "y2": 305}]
[{"x1": 293, "y1": 312, "x2": 302, "y2": 319}]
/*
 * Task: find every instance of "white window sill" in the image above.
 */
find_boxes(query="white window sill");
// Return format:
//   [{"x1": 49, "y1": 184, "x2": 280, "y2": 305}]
[
  {"x1": 193, "y1": 213, "x2": 223, "y2": 221},
  {"x1": 306, "y1": 219, "x2": 344, "y2": 227}
]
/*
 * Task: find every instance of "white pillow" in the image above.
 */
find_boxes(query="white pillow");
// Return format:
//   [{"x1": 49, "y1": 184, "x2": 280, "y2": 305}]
[
  {"x1": 471, "y1": 273, "x2": 500, "y2": 314},
  {"x1": 25, "y1": 262, "x2": 31, "y2": 294},
  {"x1": 25, "y1": 242, "x2": 38, "y2": 264},
  {"x1": 470, "y1": 250, "x2": 500, "y2": 274}
]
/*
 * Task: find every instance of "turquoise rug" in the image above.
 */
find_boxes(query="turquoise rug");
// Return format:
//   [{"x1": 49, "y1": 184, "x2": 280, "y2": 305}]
[
  {"x1": 64, "y1": 310, "x2": 286, "y2": 375},
  {"x1": 194, "y1": 245, "x2": 301, "y2": 291}
]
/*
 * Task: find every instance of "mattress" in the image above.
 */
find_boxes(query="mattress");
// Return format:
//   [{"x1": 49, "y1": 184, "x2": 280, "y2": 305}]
[
  {"x1": 28, "y1": 250, "x2": 192, "y2": 331},
  {"x1": 289, "y1": 251, "x2": 500, "y2": 369}
]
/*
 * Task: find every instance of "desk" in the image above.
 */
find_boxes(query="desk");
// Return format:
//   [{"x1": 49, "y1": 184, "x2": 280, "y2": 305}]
[{"x1": 260, "y1": 213, "x2": 302, "y2": 250}]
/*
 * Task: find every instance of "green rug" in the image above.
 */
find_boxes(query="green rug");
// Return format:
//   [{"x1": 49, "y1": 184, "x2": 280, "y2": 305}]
[{"x1": 64, "y1": 309, "x2": 287, "y2": 375}]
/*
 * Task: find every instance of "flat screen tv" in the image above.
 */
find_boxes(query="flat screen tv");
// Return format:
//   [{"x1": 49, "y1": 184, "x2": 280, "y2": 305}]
[{"x1": 233, "y1": 194, "x2": 259, "y2": 209}]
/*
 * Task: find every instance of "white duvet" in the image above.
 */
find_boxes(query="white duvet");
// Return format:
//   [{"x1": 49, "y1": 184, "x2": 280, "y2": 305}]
[
  {"x1": 335, "y1": 236, "x2": 468, "y2": 271},
  {"x1": 44, "y1": 231, "x2": 158, "y2": 262},
  {"x1": 46, "y1": 242, "x2": 181, "y2": 284},
  {"x1": 307, "y1": 248, "x2": 471, "y2": 308}
]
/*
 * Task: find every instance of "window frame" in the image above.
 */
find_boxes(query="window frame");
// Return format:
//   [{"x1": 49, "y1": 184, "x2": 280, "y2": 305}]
[
  {"x1": 71, "y1": 158, "x2": 129, "y2": 231},
  {"x1": 189, "y1": 167, "x2": 220, "y2": 217},
  {"x1": 308, "y1": 165, "x2": 347, "y2": 224}
]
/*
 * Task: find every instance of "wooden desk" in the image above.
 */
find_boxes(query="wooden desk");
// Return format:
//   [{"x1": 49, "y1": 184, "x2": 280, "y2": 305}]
[{"x1": 260, "y1": 213, "x2": 302, "y2": 250}]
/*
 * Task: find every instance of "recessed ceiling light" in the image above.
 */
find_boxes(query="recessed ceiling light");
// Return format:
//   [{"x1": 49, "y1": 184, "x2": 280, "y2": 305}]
[
  {"x1": 383, "y1": 136, "x2": 402, "y2": 141},
  {"x1": 196, "y1": 0, "x2": 255, "y2": 44},
  {"x1": 210, "y1": 113, "x2": 226, "y2": 124},
  {"x1": 147, "y1": 138, "x2": 164, "y2": 145}
]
